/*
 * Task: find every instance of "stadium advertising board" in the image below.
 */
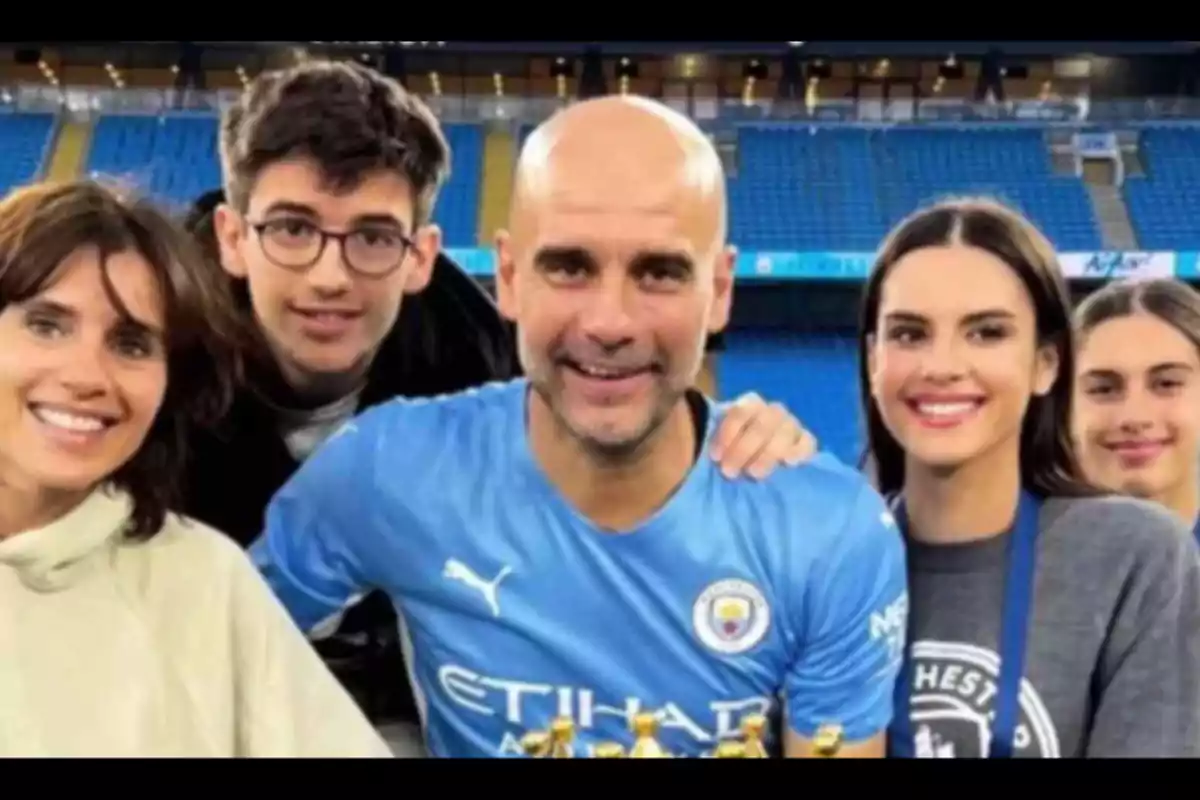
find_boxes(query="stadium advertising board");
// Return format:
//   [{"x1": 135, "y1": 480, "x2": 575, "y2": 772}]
[
  {"x1": 1058, "y1": 251, "x2": 1177, "y2": 280},
  {"x1": 1072, "y1": 132, "x2": 1119, "y2": 159},
  {"x1": 446, "y1": 248, "x2": 1200, "y2": 282}
]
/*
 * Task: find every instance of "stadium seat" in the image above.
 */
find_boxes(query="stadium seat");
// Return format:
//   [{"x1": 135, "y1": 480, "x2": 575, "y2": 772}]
[
  {"x1": 436, "y1": 123, "x2": 484, "y2": 247},
  {"x1": 720, "y1": 328, "x2": 863, "y2": 466},
  {"x1": 84, "y1": 115, "x2": 484, "y2": 245},
  {"x1": 728, "y1": 125, "x2": 1103, "y2": 251},
  {"x1": 86, "y1": 115, "x2": 221, "y2": 209},
  {"x1": 729, "y1": 127, "x2": 886, "y2": 251},
  {"x1": 1124, "y1": 126, "x2": 1200, "y2": 249},
  {"x1": 873, "y1": 128, "x2": 1101, "y2": 251},
  {"x1": 0, "y1": 113, "x2": 55, "y2": 196}
]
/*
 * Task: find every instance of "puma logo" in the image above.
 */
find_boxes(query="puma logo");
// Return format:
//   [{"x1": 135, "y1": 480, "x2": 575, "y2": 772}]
[{"x1": 443, "y1": 558, "x2": 513, "y2": 618}]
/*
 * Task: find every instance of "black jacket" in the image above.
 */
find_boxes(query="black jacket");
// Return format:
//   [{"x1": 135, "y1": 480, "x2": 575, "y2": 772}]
[{"x1": 180, "y1": 244, "x2": 518, "y2": 722}]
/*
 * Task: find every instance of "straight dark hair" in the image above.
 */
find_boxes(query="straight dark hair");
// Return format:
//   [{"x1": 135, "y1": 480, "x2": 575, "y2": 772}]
[
  {"x1": 858, "y1": 197, "x2": 1097, "y2": 500},
  {"x1": 0, "y1": 179, "x2": 243, "y2": 538},
  {"x1": 1076, "y1": 277, "x2": 1200, "y2": 354}
]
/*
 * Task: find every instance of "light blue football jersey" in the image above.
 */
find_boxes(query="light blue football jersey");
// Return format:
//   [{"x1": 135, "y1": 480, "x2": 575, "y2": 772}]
[{"x1": 250, "y1": 379, "x2": 908, "y2": 757}]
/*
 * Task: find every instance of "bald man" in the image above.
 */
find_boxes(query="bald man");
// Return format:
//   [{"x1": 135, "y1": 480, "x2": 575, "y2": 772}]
[{"x1": 249, "y1": 97, "x2": 907, "y2": 758}]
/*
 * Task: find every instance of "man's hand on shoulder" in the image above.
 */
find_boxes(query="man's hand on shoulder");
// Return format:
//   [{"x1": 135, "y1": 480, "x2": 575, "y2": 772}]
[{"x1": 710, "y1": 392, "x2": 818, "y2": 479}]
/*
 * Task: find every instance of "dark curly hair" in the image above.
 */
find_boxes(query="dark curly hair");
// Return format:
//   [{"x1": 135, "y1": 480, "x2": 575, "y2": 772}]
[
  {"x1": 0, "y1": 179, "x2": 242, "y2": 539},
  {"x1": 219, "y1": 59, "x2": 451, "y2": 225}
]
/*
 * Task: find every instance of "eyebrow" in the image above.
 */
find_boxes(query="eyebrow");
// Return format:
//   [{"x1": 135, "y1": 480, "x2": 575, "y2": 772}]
[
  {"x1": 113, "y1": 315, "x2": 164, "y2": 341},
  {"x1": 349, "y1": 213, "x2": 408, "y2": 232},
  {"x1": 883, "y1": 309, "x2": 1017, "y2": 325},
  {"x1": 1079, "y1": 367, "x2": 1121, "y2": 382},
  {"x1": 260, "y1": 201, "x2": 408, "y2": 233},
  {"x1": 532, "y1": 246, "x2": 695, "y2": 272},
  {"x1": 1081, "y1": 362, "x2": 1196, "y2": 381},
  {"x1": 533, "y1": 245, "x2": 594, "y2": 270},
  {"x1": 22, "y1": 298, "x2": 76, "y2": 319},
  {"x1": 261, "y1": 200, "x2": 318, "y2": 219},
  {"x1": 23, "y1": 298, "x2": 164, "y2": 340},
  {"x1": 1149, "y1": 361, "x2": 1196, "y2": 374},
  {"x1": 630, "y1": 250, "x2": 695, "y2": 276}
]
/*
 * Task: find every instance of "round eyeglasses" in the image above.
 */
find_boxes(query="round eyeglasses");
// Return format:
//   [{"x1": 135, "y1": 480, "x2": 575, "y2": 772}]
[{"x1": 248, "y1": 217, "x2": 416, "y2": 278}]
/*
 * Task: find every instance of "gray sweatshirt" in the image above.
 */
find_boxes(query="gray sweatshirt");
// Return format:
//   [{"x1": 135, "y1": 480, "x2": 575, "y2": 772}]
[{"x1": 890, "y1": 493, "x2": 1200, "y2": 758}]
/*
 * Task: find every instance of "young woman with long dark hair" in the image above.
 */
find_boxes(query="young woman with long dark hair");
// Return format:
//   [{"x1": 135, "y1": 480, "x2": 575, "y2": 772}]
[{"x1": 858, "y1": 197, "x2": 1200, "y2": 758}]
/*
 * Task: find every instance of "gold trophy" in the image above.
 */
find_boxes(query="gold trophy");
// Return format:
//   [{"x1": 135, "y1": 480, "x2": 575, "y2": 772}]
[
  {"x1": 714, "y1": 741, "x2": 747, "y2": 758},
  {"x1": 519, "y1": 730, "x2": 552, "y2": 758},
  {"x1": 739, "y1": 713, "x2": 769, "y2": 758},
  {"x1": 520, "y1": 715, "x2": 577, "y2": 758},
  {"x1": 520, "y1": 731, "x2": 551, "y2": 757},
  {"x1": 629, "y1": 712, "x2": 671, "y2": 758},
  {"x1": 592, "y1": 742, "x2": 626, "y2": 758},
  {"x1": 812, "y1": 723, "x2": 844, "y2": 757},
  {"x1": 711, "y1": 715, "x2": 843, "y2": 758},
  {"x1": 520, "y1": 712, "x2": 668, "y2": 758},
  {"x1": 519, "y1": 709, "x2": 836, "y2": 759},
  {"x1": 549, "y1": 716, "x2": 576, "y2": 758}
]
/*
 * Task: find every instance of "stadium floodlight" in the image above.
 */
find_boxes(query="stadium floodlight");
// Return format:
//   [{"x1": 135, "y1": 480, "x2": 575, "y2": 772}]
[{"x1": 305, "y1": 41, "x2": 446, "y2": 47}]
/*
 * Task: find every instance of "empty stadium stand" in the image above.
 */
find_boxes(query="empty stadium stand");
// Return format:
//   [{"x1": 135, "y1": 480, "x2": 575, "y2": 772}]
[
  {"x1": 0, "y1": 112, "x2": 54, "y2": 195},
  {"x1": 14, "y1": 107, "x2": 1200, "y2": 254},
  {"x1": 728, "y1": 126, "x2": 1104, "y2": 252},
  {"x1": 434, "y1": 123, "x2": 483, "y2": 247},
  {"x1": 721, "y1": 330, "x2": 863, "y2": 465},
  {"x1": 46, "y1": 112, "x2": 1190, "y2": 257},
  {"x1": 82, "y1": 114, "x2": 484, "y2": 246},
  {"x1": 877, "y1": 128, "x2": 1102, "y2": 251},
  {"x1": 1124, "y1": 126, "x2": 1200, "y2": 249},
  {"x1": 87, "y1": 115, "x2": 220, "y2": 207},
  {"x1": 729, "y1": 127, "x2": 884, "y2": 252}
]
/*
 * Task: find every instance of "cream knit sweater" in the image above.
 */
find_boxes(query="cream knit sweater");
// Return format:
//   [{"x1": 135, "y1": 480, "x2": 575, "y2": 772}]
[{"x1": 0, "y1": 486, "x2": 393, "y2": 758}]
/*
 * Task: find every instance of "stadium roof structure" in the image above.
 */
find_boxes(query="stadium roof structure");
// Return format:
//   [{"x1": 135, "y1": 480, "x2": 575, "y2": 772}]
[{"x1": 65, "y1": 41, "x2": 1200, "y2": 56}]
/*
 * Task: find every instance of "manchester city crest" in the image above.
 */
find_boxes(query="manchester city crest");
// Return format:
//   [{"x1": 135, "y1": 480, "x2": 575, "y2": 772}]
[{"x1": 692, "y1": 579, "x2": 770, "y2": 655}]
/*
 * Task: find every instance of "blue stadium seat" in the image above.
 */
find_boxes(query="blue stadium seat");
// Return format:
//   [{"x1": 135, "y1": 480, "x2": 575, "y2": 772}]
[
  {"x1": 1124, "y1": 126, "x2": 1200, "y2": 249},
  {"x1": 729, "y1": 127, "x2": 886, "y2": 251},
  {"x1": 86, "y1": 115, "x2": 221, "y2": 209},
  {"x1": 874, "y1": 128, "x2": 1101, "y2": 251},
  {"x1": 728, "y1": 125, "x2": 1103, "y2": 251},
  {"x1": 437, "y1": 123, "x2": 483, "y2": 246},
  {"x1": 0, "y1": 112, "x2": 55, "y2": 195},
  {"x1": 720, "y1": 329, "x2": 863, "y2": 466},
  {"x1": 84, "y1": 115, "x2": 483, "y2": 245}
]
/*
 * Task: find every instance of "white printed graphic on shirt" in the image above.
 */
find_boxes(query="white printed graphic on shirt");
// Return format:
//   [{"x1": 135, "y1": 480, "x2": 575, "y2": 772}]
[{"x1": 905, "y1": 640, "x2": 1061, "y2": 758}]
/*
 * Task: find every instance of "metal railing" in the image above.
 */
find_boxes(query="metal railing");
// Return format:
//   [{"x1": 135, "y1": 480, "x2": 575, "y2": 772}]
[{"x1": 4, "y1": 82, "x2": 1200, "y2": 128}]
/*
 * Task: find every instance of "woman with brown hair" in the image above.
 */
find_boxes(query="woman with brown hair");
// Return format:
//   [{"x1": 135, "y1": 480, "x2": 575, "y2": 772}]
[
  {"x1": 858, "y1": 197, "x2": 1200, "y2": 757},
  {"x1": 1072, "y1": 278, "x2": 1200, "y2": 539},
  {"x1": 0, "y1": 179, "x2": 390, "y2": 757}
]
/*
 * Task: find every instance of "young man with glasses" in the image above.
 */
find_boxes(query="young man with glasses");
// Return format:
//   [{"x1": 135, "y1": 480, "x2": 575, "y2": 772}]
[{"x1": 184, "y1": 60, "x2": 816, "y2": 752}]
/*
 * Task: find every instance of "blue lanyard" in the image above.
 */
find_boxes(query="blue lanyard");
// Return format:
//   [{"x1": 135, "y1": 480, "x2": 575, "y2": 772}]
[
  {"x1": 892, "y1": 489, "x2": 1042, "y2": 759},
  {"x1": 1192, "y1": 516, "x2": 1200, "y2": 545}
]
